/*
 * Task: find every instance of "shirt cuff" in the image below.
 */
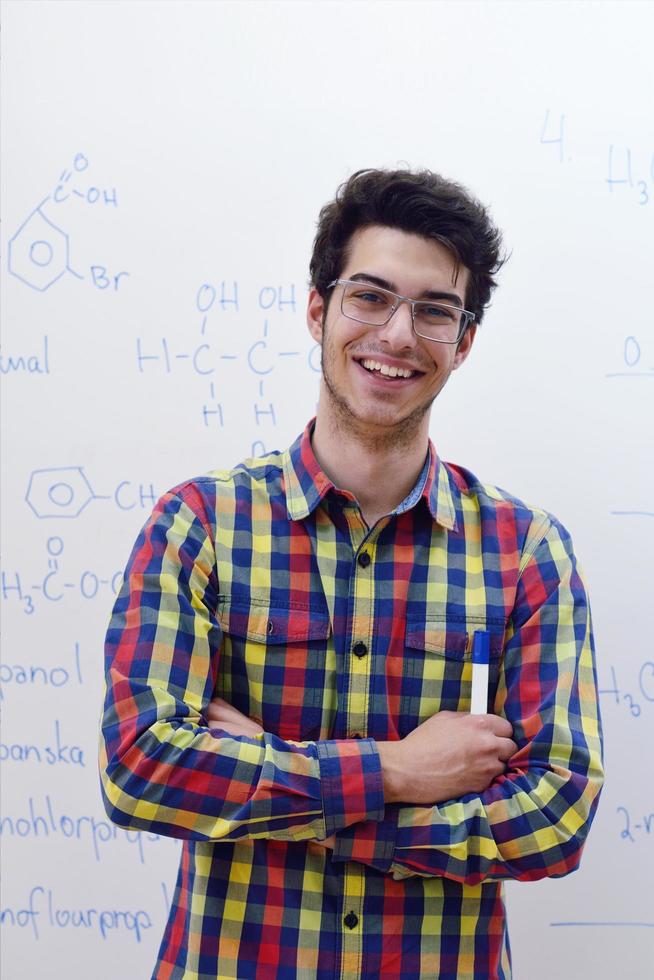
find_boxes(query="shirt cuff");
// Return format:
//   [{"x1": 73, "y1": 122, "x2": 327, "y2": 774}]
[
  {"x1": 316, "y1": 737, "x2": 385, "y2": 836},
  {"x1": 330, "y1": 808, "x2": 399, "y2": 873}
]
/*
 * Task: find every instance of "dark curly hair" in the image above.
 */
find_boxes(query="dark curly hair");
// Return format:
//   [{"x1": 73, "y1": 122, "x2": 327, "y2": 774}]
[{"x1": 309, "y1": 168, "x2": 506, "y2": 326}]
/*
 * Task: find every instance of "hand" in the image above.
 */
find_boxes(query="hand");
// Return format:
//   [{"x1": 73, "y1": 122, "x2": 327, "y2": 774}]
[
  {"x1": 206, "y1": 697, "x2": 264, "y2": 738},
  {"x1": 377, "y1": 711, "x2": 517, "y2": 805}
]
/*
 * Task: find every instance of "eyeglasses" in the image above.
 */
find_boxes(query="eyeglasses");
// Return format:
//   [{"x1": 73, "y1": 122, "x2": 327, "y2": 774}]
[{"x1": 327, "y1": 279, "x2": 474, "y2": 345}]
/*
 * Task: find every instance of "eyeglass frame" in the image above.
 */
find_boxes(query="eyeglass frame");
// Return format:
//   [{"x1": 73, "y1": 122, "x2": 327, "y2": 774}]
[{"x1": 326, "y1": 278, "x2": 475, "y2": 345}]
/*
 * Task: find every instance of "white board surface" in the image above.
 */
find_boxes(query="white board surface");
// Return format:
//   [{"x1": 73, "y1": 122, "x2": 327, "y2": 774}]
[{"x1": 1, "y1": 1, "x2": 653, "y2": 977}]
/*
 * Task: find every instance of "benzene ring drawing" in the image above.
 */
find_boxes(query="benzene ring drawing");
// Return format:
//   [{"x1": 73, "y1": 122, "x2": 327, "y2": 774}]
[{"x1": 8, "y1": 207, "x2": 71, "y2": 292}]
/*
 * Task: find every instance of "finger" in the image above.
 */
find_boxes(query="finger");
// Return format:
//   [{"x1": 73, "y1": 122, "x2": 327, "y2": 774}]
[
  {"x1": 206, "y1": 697, "x2": 264, "y2": 735},
  {"x1": 206, "y1": 706, "x2": 232, "y2": 725},
  {"x1": 207, "y1": 711, "x2": 264, "y2": 736},
  {"x1": 207, "y1": 721, "x2": 242, "y2": 735},
  {"x1": 207, "y1": 698, "x2": 260, "y2": 728},
  {"x1": 206, "y1": 702, "x2": 238, "y2": 723},
  {"x1": 496, "y1": 737, "x2": 518, "y2": 762},
  {"x1": 208, "y1": 697, "x2": 248, "y2": 721},
  {"x1": 208, "y1": 696, "x2": 231, "y2": 709},
  {"x1": 487, "y1": 716, "x2": 514, "y2": 738},
  {"x1": 209, "y1": 721, "x2": 263, "y2": 737}
]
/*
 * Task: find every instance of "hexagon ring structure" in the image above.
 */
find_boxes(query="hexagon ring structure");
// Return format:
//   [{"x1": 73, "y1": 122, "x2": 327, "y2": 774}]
[
  {"x1": 8, "y1": 208, "x2": 70, "y2": 291},
  {"x1": 26, "y1": 467, "x2": 95, "y2": 519}
]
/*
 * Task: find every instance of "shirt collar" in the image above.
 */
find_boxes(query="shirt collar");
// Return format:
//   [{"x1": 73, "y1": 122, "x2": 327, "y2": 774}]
[{"x1": 282, "y1": 419, "x2": 458, "y2": 531}]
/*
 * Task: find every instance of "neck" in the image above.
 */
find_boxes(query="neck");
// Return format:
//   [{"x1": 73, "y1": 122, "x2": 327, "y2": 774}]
[{"x1": 311, "y1": 409, "x2": 430, "y2": 525}]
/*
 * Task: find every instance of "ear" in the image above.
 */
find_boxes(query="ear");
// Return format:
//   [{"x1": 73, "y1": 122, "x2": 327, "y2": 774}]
[
  {"x1": 307, "y1": 287, "x2": 326, "y2": 344},
  {"x1": 452, "y1": 324, "x2": 477, "y2": 370}
]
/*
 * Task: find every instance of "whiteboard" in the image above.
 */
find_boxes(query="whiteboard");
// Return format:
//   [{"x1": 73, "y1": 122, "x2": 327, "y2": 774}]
[{"x1": 1, "y1": 1, "x2": 653, "y2": 977}]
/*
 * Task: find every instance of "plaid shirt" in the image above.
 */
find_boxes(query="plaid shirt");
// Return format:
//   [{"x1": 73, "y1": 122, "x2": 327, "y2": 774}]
[{"x1": 100, "y1": 421, "x2": 604, "y2": 979}]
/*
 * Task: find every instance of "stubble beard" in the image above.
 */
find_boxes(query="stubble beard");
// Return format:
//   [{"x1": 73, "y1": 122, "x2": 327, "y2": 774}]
[{"x1": 320, "y1": 333, "x2": 438, "y2": 454}]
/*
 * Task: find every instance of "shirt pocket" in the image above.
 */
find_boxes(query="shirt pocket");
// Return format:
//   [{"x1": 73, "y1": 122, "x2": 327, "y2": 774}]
[
  {"x1": 398, "y1": 618, "x2": 504, "y2": 737},
  {"x1": 216, "y1": 597, "x2": 332, "y2": 741}
]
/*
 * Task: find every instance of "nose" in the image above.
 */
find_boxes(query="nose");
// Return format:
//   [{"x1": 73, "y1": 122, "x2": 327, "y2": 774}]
[{"x1": 377, "y1": 299, "x2": 416, "y2": 348}]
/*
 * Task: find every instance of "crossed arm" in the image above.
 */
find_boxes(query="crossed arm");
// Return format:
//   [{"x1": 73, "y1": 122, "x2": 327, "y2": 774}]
[
  {"x1": 207, "y1": 696, "x2": 517, "y2": 850},
  {"x1": 100, "y1": 488, "x2": 603, "y2": 884}
]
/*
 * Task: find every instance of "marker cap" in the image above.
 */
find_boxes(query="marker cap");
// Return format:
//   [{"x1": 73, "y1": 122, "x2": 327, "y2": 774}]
[{"x1": 471, "y1": 630, "x2": 490, "y2": 665}]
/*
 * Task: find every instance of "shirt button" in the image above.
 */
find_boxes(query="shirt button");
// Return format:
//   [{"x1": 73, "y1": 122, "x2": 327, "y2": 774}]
[
  {"x1": 352, "y1": 641, "x2": 368, "y2": 658},
  {"x1": 357, "y1": 551, "x2": 371, "y2": 568},
  {"x1": 343, "y1": 911, "x2": 359, "y2": 929}
]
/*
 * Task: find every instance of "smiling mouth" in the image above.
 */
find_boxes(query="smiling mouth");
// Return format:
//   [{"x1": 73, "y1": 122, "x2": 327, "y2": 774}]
[{"x1": 358, "y1": 358, "x2": 421, "y2": 380}]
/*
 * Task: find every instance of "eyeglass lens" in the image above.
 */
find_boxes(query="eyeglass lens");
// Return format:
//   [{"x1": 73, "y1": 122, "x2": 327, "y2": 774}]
[{"x1": 340, "y1": 282, "x2": 465, "y2": 342}]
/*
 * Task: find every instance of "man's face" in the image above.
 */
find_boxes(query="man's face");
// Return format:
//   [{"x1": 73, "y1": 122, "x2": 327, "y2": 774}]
[{"x1": 307, "y1": 225, "x2": 476, "y2": 443}]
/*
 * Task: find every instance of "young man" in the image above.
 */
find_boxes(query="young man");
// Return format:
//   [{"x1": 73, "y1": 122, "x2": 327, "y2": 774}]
[{"x1": 100, "y1": 169, "x2": 604, "y2": 979}]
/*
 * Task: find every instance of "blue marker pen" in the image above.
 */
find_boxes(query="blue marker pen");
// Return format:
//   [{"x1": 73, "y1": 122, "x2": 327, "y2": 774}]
[{"x1": 470, "y1": 630, "x2": 490, "y2": 714}]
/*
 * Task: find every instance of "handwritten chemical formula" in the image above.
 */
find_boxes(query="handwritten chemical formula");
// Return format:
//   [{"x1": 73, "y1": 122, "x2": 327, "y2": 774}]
[
  {"x1": 136, "y1": 281, "x2": 320, "y2": 448},
  {"x1": 24, "y1": 466, "x2": 159, "y2": 520},
  {"x1": 1, "y1": 536, "x2": 123, "y2": 615},
  {"x1": 7, "y1": 153, "x2": 128, "y2": 293},
  {"x1": 598, "y1": 662, "x2": 654, "y2": 719},
  {"x1": 540, "y1": 110, "x2": 654, "y2": 207}
]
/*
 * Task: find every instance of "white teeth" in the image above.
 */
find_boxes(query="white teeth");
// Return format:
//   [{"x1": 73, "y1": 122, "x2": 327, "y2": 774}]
[{"x1": 361, "y1": 359, "x2": 414, "y2": 378}]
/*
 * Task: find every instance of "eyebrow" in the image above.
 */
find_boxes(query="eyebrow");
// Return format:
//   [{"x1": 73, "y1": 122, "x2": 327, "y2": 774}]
[{"x1": 349, "y1": 272, "x2": 464, "y2": 308}]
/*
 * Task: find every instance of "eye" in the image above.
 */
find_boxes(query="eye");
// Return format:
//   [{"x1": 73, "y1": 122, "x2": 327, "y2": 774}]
[
  {"x1": 420, "y1": 304, "x2": 457, "y2": 322},
  {"x1": 353, "y1": 289, "x2": 388, "y2": 305}
]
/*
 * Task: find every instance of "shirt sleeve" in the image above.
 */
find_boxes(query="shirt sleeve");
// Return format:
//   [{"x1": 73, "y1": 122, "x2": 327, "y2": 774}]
[
  {"x1": 99, "y1": 485, "x2": 385, "y2": 843},
  {"x1": 330, "y1": 516, "x2": 605, "y2": 883}
]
